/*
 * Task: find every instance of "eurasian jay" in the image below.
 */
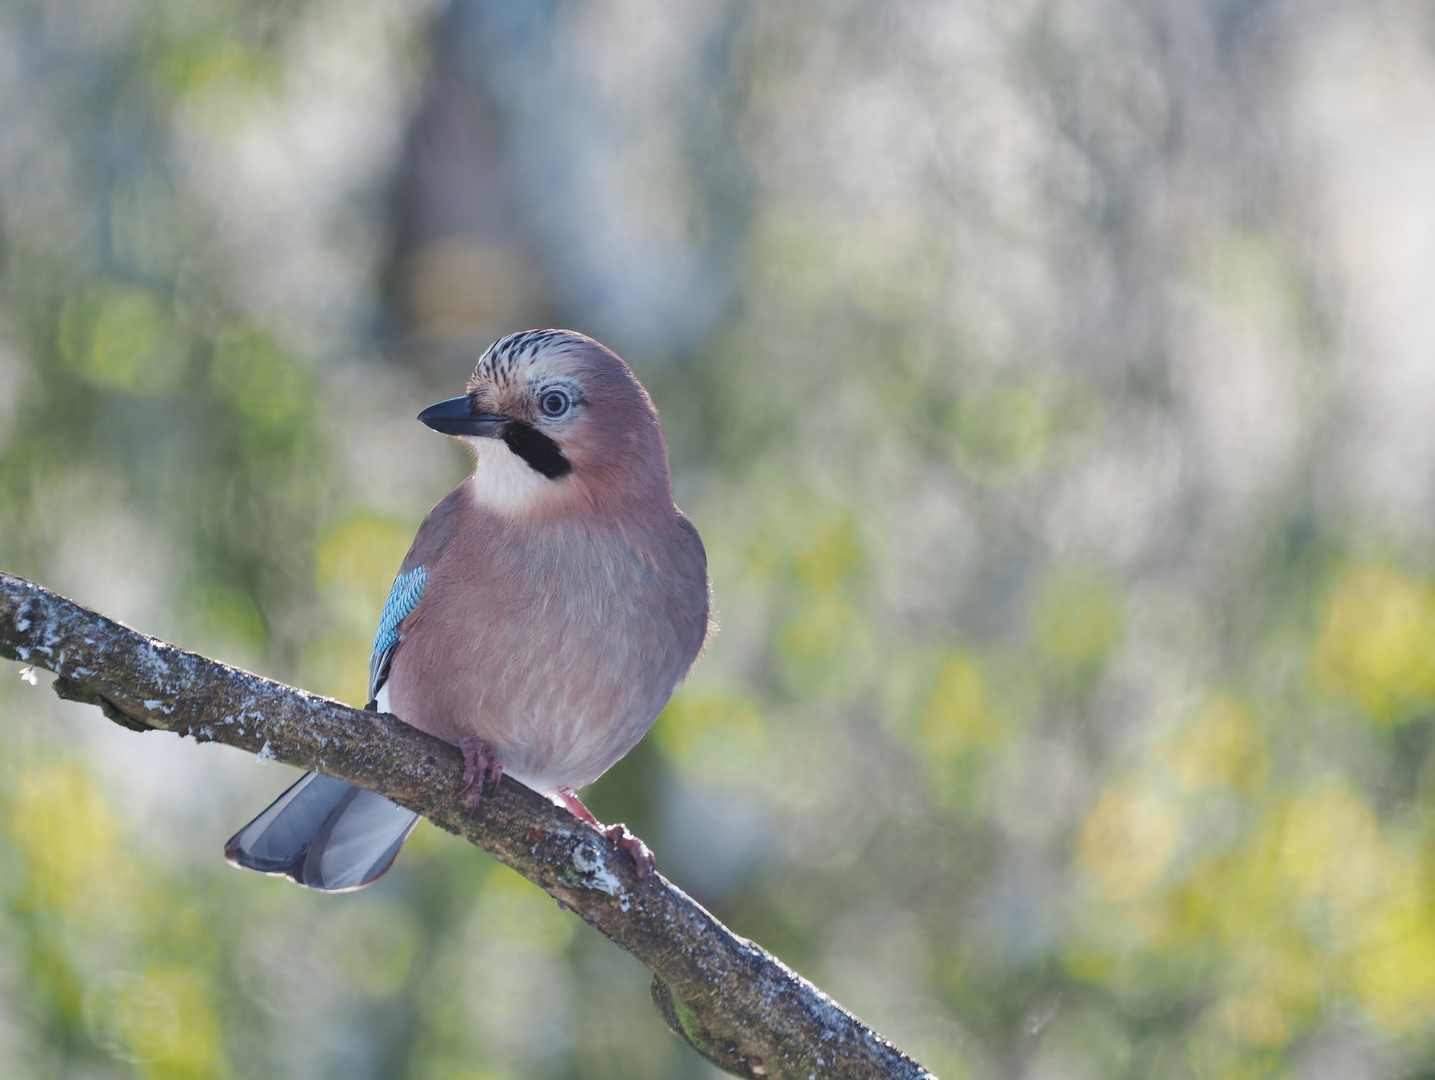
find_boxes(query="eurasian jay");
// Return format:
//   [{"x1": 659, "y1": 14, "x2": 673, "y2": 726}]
[{"x1": 225, "y1": 329, "x2": 712, "y2": 890}]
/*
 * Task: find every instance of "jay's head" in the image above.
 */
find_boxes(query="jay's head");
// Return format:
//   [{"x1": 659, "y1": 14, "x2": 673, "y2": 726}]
[{"x1": 419, "y1": 330, "x2": 671, "y2": 516}]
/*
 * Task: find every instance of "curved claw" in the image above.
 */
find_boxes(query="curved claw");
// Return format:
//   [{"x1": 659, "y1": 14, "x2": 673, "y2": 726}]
[
  {"x1": 459, "y1": 737, "x2": 503, "y2": 808},
  {"x1": 556, "y1": 788, "x2": 656, "y2": 879},
  {"x1": 602, "y1": 823, "x2": 655, "y2": 879}
]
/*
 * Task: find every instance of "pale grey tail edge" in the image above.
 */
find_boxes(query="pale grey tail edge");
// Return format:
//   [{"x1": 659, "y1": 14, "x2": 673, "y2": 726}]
[{"x1": 224, "y1": 772, "x2": 421, "y2": 891}]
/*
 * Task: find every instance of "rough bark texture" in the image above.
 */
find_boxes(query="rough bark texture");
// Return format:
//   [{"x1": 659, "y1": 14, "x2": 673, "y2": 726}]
[{"x1": 0, "y1": 571, "x2": 936, "y2": 1080}]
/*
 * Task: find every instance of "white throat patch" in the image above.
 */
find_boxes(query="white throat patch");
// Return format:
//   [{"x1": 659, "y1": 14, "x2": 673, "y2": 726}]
[{"x1": 466, "y1": 437, "x2": 562, "y2": 515}]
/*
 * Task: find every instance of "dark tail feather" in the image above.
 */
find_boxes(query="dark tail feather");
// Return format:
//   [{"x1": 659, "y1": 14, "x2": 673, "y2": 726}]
[{"x1": 224, "y1": 772, "x2": 420, "y2": 892}]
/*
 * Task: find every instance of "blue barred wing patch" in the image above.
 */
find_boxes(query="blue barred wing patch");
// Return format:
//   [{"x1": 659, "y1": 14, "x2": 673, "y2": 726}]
[{"x1": 367, "y1": 566, "x2": 428, "y2": 705}]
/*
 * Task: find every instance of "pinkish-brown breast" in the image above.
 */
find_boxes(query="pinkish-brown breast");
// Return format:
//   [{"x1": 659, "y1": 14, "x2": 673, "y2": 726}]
[{"x1": 384, "y1": 483, "x2": 709, "y2": 794}]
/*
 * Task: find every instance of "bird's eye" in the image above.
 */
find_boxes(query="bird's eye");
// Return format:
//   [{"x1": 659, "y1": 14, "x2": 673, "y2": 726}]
[{"x1": 539, "y1": 390, "x2": 570, "y2": 418}]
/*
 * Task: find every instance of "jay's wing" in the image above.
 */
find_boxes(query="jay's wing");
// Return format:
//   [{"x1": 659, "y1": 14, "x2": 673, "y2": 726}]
[
  {"x1": 367, "y1": 482, "x2": 468, "y2": 706},
  {"x1": 367, "y1": 565, "x2": 428, "y2": 708},
  {"x1": 225, "y1": 555, "x2": 438, "y2": 891},
  {"x1": 225, "y1": 486, "x2": 471, "y2": 890}
]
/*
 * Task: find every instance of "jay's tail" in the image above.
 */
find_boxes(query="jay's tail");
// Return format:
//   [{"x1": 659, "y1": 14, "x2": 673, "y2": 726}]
[{"x1": 224, "y1": 772, "x2": 420, "y2": 891}]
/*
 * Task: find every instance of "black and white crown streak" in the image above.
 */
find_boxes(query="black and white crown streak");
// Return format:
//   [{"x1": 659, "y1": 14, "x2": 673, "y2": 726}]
[{"x1": 472, "y1": 329, "x2": 569, "y2": 390}]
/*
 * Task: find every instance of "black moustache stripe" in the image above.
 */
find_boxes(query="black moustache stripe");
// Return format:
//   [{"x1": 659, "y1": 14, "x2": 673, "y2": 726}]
[{"x1": 502, "y1": 422, "x2": 572, "y2": 479}]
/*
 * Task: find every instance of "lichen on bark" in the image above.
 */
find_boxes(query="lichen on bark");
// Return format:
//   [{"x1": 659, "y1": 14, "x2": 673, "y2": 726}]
[{"x1": 1, "y1": 570, "x2": 936, "y2": 1080}]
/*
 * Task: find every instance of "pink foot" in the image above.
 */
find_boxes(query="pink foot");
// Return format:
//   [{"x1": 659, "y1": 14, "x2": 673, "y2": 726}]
[
  {"x1": 459, "y1": 737, "x2": 503, "y2": 808},
  {"x1": 602, "y1": 823, "x2": 655, "y2": 879},
  {"x1": 557, "y1": 788, "x2": 656, "y2": 879}
]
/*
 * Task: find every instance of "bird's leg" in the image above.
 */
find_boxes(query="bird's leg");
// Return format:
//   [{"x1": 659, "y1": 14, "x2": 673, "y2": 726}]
[
  {"x1": 556, "y1": 788, "x2": 602, "y2": 827},
  {"x1": 458, "y1": 736, "x2": 503, "y2": 808},
  {"x1": 556, "y1": 788, "x2": 655, "y2": 879}
]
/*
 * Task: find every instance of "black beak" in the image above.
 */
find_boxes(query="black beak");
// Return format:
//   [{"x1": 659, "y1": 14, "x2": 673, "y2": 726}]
[{"x1": 417, "y1": 396, "x2": 508, "y2": 437}]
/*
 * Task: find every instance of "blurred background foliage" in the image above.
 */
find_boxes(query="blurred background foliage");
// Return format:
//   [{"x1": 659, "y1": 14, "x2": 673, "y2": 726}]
[{"x1": 3, "y1": 0, "x2": 1435, "y2": 1077}]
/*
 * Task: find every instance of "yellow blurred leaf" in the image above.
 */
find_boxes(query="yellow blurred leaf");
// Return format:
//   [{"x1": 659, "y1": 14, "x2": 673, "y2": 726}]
[
  {"x1": 1170, "y1": 696, "x2": 1268, "y2": 794},
  {"x1": 1196, "y1": 231, "x2": 1299, "y2": 332},
  {"x1": 781, "y1": 593, "x2": 854, "y2": 662},
  {"x1": 1033, "y1": 567, "x2": 1125, "y2": 665},
  {"x1": 318, "y1": 514, "x2": 415, "y2": 610},
  {"x1": 324, "y1": 898, "x2": 422, "y2": 1000},
  {"x1": 1078, "y1": 781, "x2": 1179, "y2": 902},
  {"x1": 652, "y1": 688, "x2": 765, "y2": 775},
  {"x1": 58, "y1": 281, "x2": 189, "y2": 393},
  {"x1": 792, "y1": 516, "x2": 862, "y2": 592},
  {"x1": 300, "y1": 633, "x2": 373, "y2": 707},
  {"x1": 952, "y1": 384, "x2": 1053, "y2": 477},
  {"x1": 1278, "y1": 783, "x2": 1388, "y2": 921},
  {"x1": 7, "y1": 761, "x2": 136, "y2": 918},
  {"x1": 919, "y1": 654, "x2": 1004, "y2": 755},
  {"x1": 1311, "y1": 565, "x2": 1435, "y2": 723},
  {"x1": 118, "y1": 965, "x2": 226, "y2": 1080},
  {"x1": 1351, "y1": 898, "x2": 1435, "y2": 1035},
  {"x1": 159, "y1": 37, "x2": 277, "y2": 98},
  {"x1": 474, "y1": 865, "x2": 577, "y2": 952},
  {"x1": 211, "y1": 323, "x2": 311, "y2": 433},
  {"x1": 182, "y1": 582, "x2": 268, "y2": 655},
  {"x1": 1217, "y1": 992, "x2": 1289, "y2": 1048}
]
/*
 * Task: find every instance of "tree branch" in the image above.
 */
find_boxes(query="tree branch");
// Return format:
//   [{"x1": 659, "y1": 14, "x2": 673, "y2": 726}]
[{"x1": 0, "y1": 571, "x2": 935, "y2": 1080}]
